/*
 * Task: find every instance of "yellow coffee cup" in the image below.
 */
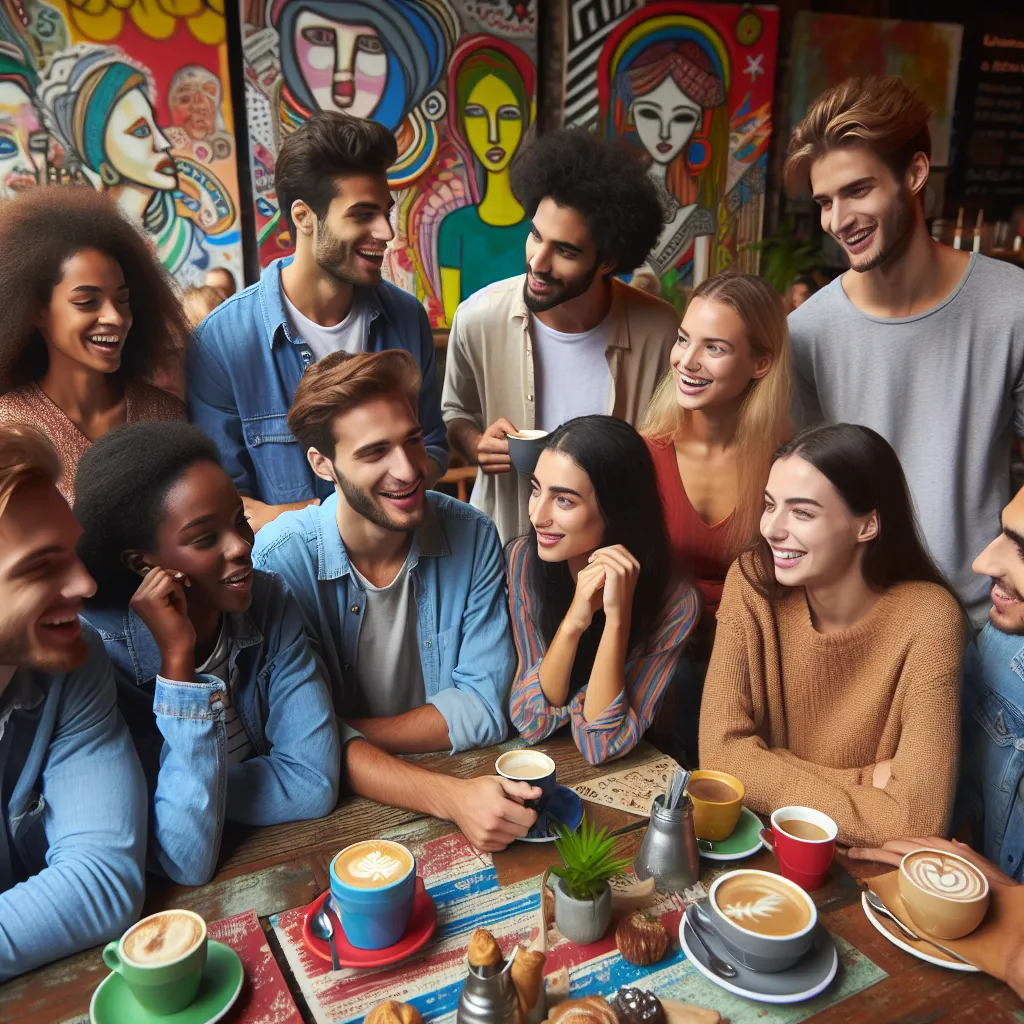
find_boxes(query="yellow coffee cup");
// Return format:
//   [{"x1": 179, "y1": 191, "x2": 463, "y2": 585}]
[{"x1": 685, "y1": 770, "x2": 744, "y2": 841}]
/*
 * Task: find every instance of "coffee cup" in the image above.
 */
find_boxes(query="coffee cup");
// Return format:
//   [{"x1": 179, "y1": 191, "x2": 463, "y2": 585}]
[
  {"x1": 506, "y1": 429, "x2": 549, "y2": 475},
  {"x1": 495, "y1": 749, "x2": 557, "y2": 814},
  {"x1": 760, "y1": 806, "x2": 837, "y2": 891},
  {"x1": 330, "y1": 839, "x2": 417, "y2": 950},
  {"x1": 707, "y1": 868, "x2": 817, "y2": 972},
  {"x1": 102, "y1": 909, "x2": 208, "y2": 1015},
  {"x1": 897, "y1": 848, "x2": 990, "y2": 940},
  {"x1": 684, "y1": 770, "x2": 744, "y2": 841}
]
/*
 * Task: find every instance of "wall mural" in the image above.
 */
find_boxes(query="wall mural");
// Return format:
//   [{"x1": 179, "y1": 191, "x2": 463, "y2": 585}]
[
  {"x1": 0, "y1": 0, "x2": 243, "y2": 289},
  {"x1": 565, "y1": 0, "x2": 778, "y2": 291},
  {"x1": 241, "y1": 0, "x2": 537, "y2": 326}
]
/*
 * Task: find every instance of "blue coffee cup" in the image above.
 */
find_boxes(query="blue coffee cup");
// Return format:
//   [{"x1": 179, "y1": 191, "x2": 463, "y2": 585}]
[{"x1": 329, "y1": 840, "x2": 417, "y2": 950}]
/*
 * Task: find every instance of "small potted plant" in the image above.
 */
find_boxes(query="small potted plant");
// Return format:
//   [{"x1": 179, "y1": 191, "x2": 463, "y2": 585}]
[{"x1": 550, "y1": 818, "x2": 631, "y2": 944}]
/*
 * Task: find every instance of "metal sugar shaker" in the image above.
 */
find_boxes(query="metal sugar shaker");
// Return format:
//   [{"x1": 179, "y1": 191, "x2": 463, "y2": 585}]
[{"x1": 633, "y1": 792, "x2": 700, "y2": 893}]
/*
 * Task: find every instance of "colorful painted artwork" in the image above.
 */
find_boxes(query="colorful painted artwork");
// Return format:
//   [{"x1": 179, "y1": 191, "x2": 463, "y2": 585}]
[
  {"x1": 0, "y1": 0, "x2": 243, "y2": 289},
  {"x1": 241, "y1": 0, "x2": 537, "y2": 326},
  {"x1": 565, "y1": 0, "x2": 778, "y2": 288},
  {"x1": 788, "y1": 12, "x2": 963, "y2": 168}
]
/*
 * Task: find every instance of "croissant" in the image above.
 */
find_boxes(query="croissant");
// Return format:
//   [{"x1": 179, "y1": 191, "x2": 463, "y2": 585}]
[
  {"x1": 546, "y1": 996, "x2": 618, "y2": 1024},
  {"x1": 364, "y1": 1001, "x2": 423, "y2": 1024}
]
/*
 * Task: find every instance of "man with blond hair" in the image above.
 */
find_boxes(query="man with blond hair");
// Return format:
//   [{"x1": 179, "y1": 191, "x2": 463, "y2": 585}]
[
  {"x1": 253, "y1": 350, "x2": 540, "y2": 852},
  {"x1": 0, "y1": 425, "x2": 147, "y2": 980},
  {"x1": 786, "y1": 75, "x2": 1024, "y2": 626}
]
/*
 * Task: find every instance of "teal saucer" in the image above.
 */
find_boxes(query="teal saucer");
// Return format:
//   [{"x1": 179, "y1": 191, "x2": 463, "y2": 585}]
[{"x1": 90, "y1": 940, "x2": 244, "y2": 1024}]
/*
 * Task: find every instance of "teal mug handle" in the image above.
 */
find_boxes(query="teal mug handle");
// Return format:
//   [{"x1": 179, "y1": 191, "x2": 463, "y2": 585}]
[{"x1": 102, "y1": 941, "x2": 122, "y2": 973}]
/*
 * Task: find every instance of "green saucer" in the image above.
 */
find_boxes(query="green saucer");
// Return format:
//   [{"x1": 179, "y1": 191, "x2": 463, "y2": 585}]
[
  {"x1": 90, "y1": 940, "x2": 243, "y2": 1024},
  {"x1": 699, "y1": 806, "x2": 765, "y2": 861}
]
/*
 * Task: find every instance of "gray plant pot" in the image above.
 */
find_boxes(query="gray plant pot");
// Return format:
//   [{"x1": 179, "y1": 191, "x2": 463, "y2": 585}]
[{"x1": 553, "y1": 878, "x2": 612, "y2": 944}]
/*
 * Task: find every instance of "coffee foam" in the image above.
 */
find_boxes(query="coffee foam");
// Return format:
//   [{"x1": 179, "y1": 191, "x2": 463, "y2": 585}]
[
  {"x1": 123, "y1": 911, "x2": 204, "y2": 966},
  {"x1": 904, "y1": 852, "x2": 987, "y2": 901},
  {"x1": 715, "y1": 874, "x2": 811, "y2": 937},
  {"x1": 509, "y1": 430, "x2": 547, "y2": 439},
  {"x1": 335, "y1": 841, "x2": 413, "y2": 889},
  {"x1": 497, "y1": 752, "x2": 553, "y2": 780}
]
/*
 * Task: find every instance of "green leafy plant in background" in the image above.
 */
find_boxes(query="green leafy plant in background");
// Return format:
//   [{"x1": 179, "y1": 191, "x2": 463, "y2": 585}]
[
  {"x1": 550, "y1": 817, "x2": 631, "y2": 901},
  {"x1": 741, "y1": 217, "x2": 822, "y2": 295}
]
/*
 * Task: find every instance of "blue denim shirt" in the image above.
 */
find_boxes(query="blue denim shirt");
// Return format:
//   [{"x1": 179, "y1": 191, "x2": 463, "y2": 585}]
[
  {"x1": 962, "y1": 624, "x2": 1024, "y2": 880},
  {"x1": 0, "y1": 627, "x2": 147, "y2": 981},
  {"x1": 187, "y1": 258, "x2": 449, "y2": 504},
  {"x1": 85, "y1": 571, "x2": 340, "y2": 886},
  {"x1": 252, "y1": 491, "x2": 513, "y2": 753}
]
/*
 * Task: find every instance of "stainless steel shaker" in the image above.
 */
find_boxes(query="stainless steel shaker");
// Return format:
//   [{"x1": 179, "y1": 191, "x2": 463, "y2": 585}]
[
  {"x1": 456, "y1": 944, "x2": 520, "y2": 1024},
  {"x1": 633, "y1": 793, "x2": 700, "y2": 892}
]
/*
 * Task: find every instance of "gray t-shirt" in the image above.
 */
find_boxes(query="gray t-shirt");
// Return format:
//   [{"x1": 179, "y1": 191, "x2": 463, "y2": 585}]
[
  {"x1": 351, "y1": 550, "x2": 426, "y2": 717},
  {"x1": 789, "y1": 254, "x2": 1024, "y2": 627}
]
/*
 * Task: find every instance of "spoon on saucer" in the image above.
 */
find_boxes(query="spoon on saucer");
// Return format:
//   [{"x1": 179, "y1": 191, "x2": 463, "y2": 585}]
[
  {"x1": 863, "y1": 889, "x2": 973, "y2": 966},
  {"x1": 685, "y1": 905, "x2": 738, "y2": 978},
  {"x1": 310, "y1": 905, "x2": 341, "y2": 971}
]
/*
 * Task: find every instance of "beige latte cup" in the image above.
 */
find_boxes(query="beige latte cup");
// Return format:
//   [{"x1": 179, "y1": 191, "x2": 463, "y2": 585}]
[{"x1": 897, "y1": 848, "x2": 990, "y2": 940}]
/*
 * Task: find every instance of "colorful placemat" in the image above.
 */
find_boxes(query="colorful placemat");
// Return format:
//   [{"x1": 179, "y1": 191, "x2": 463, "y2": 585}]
[
  {"x1": 209, "y1": 909, "x2": 302, "y2": 1024},
  {"x1": 270, "y1": 830, "x2": 886, "y2": 1024}
]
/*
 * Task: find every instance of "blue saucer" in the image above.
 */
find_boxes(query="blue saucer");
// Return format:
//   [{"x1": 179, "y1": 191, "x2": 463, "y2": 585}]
[{"x1": 521, "y1": 785, "x2": 584, "y2": 842}]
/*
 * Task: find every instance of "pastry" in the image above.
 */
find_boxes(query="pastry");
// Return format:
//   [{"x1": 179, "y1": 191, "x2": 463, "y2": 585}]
[
  {"x1": 511, "y1": 945, "x2": 546, "y2": 1017},
  {"x1": 610, "y1": 988, "x2": 665, "y2": 1024},
  {"x1": 468, "y1": 928, "x2": 502, "y2": 968},
  {"x1": 615, "y1": 911, "x2": 669, "y2": 966},
  {"x1": 546, "y1": 996, "x2": 618, "y2": 1024},
  {"x1": 365, "y1": 1001, "x2": 424, "y2": 1024}
]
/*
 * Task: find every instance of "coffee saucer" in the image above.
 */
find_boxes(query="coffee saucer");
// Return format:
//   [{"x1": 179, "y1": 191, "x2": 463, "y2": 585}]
[
  {"x1": 520, "y1": 785, "x2": 584, "y2": 843},
  {"x1": 90, "y1": 940, "x2": 243, "y2": 1024},
  {"x1": 860, "y1": 891, "x2": 980, "y2": 973},
  {"x1": 680, "y1": 905, "x2": 838, "y2": 1004},
  {"x1": 302, "y1": 876, "x2": 436, "y2": 967},
  {"x1": 699, "y1": 807, "x2": 765, "y2": 861}
]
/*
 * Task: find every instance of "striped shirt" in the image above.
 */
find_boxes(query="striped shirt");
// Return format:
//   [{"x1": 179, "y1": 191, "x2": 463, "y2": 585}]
[
  {"x1": 505, "y1": 536, "x2": 700, "y2": 765},
  {"x1": 198, "y1": 620, "x2": 253, "y2": 765}
]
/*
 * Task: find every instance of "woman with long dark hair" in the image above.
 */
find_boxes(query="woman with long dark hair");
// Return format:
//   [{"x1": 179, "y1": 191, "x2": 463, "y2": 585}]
[
  {"x1": 507, "y1": 416, "x2": 700, "y2": 765},
  {"x1": 700, "y1": 423, "x2": 967, "y2": 847}
]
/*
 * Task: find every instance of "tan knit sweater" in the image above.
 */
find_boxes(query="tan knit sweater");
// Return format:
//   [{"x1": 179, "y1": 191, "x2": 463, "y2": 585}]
[{"x1": 699, "y1": 558, "x2": 965, "y2": 847}]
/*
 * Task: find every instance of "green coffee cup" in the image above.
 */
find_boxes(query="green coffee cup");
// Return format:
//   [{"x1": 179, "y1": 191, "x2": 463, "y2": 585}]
[{"x1": 102, "y1": 909, "x2": 208, "y2": 1015}]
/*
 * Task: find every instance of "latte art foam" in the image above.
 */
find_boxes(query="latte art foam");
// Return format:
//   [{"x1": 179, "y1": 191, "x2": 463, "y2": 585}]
[
  {"x1": 904, "y1": 853, "x2": 986, "y2": 901},
  {"x1": 123, "y1": 911, "x2": 204, "y2": 965},
  {"x1": 333, "y1": 840, "x2": 414, "y2": 889}
]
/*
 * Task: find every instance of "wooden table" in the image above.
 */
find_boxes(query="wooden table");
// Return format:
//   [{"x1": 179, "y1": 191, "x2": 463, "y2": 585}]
[{"x1": 0, "y1": 736, "x2": 1019, "y2": 1023}]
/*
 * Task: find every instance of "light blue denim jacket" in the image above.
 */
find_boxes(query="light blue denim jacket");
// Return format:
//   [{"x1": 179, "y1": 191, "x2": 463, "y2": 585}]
[
  {"x1": 252, "y1": 491, "x2": 513, "y2": 753},
  {"x1": 0, "y1": 627, "x2": 147, "y2": 981},
  {"x1": 85, "y1": 571, "x2": 340, "y2": 886},
  {"x1": 961, "y1": 625, "x2": 1024, "y2": 880},
  {"x1": 187, "y1": 257, "x2": 448, "y2": 505}
]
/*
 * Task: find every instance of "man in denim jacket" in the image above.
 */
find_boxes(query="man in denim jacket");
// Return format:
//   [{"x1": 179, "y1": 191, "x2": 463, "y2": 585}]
[
  {"x1": 254, "y1": 351, "x2": 540, "y2": 852},
  {"x1": 188, "y1": 112, "x2": 447, "y2": 535},
  {"x1": 0, "y1": 426, "x2": 146, "y2": 980}
]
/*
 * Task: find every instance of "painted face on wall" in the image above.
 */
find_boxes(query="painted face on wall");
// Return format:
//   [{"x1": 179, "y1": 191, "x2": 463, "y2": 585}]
[
  {"x1": 294, "y1": 12, "x2": 387, "y2": 118},
  {"x1": 463, "y1": 73, "x2": 523, "y2": 173},
  {"x1": 0, "y1": 82, "x2": 39, "y2": 198},
  {"x1": 170, "y1": 75, "x2": 220, "y2": 140},
  {"x1": 104, "y1": 87, "x2": 177, "y2": 191},
  {"x1": 631, "y1": 76, "x2": 701, "y2": 166}
]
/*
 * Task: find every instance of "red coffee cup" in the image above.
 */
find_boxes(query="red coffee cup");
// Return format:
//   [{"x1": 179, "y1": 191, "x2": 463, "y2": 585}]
[{"x1": 759, "y1": 806, "x2": 837, "y2": 891}]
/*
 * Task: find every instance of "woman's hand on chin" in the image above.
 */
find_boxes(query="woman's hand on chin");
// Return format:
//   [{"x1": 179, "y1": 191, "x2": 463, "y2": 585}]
[{"x1": 588, "y1": 545, "x2": 640, "y2": 622}]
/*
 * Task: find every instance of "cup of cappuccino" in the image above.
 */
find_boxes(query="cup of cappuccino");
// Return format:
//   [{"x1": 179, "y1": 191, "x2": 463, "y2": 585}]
[
  {"x1": 330, "y1": 839, "x2": 417, "y2": 950},
  {"x1": 495, "y1": 749, "x2": 557, "y2": 814},
  {"x1": 762, "y1": 806, "x2": 838, "y2": 891},
  {"x1": 707, "y1": 868, "x2": 817, "y2": 972},
  {"x1": 897, "y1": 848, "x2": 990, "y2": 939},
  {"x1": 506, "y1": 429, "x2": 549, "y2": 475},
  {"x1": 102, "y1": 909, "x2": 208, "y2": 1015},
  {"x1": 685, "y1": 769, "x2": 744, "y2": 841}
]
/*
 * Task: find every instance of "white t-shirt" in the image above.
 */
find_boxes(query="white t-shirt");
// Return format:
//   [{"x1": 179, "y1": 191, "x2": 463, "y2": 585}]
[
  {"x1": 530, "y1": 314, "x2": 612, "y2": 431},
  {"x1": 283, "y1": 290, "x2": 369, "y2": 362}
]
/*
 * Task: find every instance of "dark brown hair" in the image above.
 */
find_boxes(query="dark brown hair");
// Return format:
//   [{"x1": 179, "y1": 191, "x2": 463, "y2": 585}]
[
  {"x1": 785, "y1": 76, "x2": 932, "y2": 197},
  {"x1": 0, "y1": 186, "x2": 190, "y2": 394},
  {"x1": 288, "y1": 349, "x2": 421, "y2": 458},
  {"x1": 274, "y1": 111, "x2": 398, "y2": 233}
]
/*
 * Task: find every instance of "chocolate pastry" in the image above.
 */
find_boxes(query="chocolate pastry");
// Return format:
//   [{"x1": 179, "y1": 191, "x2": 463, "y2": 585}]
[{"x1": 610, "y1": 988, "x2": 665, "y2": 1024}]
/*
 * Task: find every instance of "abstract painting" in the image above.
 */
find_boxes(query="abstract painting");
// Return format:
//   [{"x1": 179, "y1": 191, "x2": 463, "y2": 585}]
[
  {"x1": 0, "y1": 0, "x2": 244, "y2": 289},
  {"x1": 565, "y1": 0, "x2": 779, "y2": 289},
  {"x1": 240, "y1": 0, "x2": 537, "y2": 327}
]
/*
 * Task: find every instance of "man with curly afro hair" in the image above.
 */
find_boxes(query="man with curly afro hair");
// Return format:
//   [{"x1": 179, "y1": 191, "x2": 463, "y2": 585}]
[{"x1": 441, "y1": 127, "x2": 679, "y2": 543}]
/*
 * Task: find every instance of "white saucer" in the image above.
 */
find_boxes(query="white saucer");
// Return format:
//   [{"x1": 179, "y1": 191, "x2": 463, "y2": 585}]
[{"x1": 860, "y1": 891, "x2": 980, "y2": 973}]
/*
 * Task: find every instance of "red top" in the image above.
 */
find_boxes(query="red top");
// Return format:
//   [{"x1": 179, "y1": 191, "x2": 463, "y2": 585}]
[{"x1": 646, "y1": 437, "x2": 732, "y2": 622}]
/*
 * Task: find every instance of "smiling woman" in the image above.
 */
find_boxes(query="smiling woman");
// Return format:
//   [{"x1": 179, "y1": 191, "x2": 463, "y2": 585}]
[{"x1": 0, "y1": 187, "x2": 188, "y2": 503}]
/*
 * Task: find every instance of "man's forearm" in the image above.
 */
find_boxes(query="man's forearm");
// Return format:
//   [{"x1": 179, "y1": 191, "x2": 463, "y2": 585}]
[
  {"x1": 345, "y1": 704, "x2": 451, "y2": 754},
  {"x1": 344, "y1": 739, "x2": 454, "y2": 819},
  {"x1": 447, "y1": 418, "x2": 483, "y2": 465},
  {"x1": 242, "y1": 496, "x2": 320, "y2": 532}
]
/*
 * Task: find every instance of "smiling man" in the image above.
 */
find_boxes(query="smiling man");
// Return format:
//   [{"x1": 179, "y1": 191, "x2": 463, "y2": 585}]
[
  {"x1": 253, "y1": 351, "x2": 540, "y2": 852},
  {"x1": 442, "y1": 127, "x2": 677, "y2": 543},
  {"x1": 785, "y1": 76, "x2": 1024, "y2": 627},
  {"x1": 188, "y1": 111, "x2": 447, "y2": 534},
  {"x1": 0, "y1": 424, "x2": 146, "y2": 980}
]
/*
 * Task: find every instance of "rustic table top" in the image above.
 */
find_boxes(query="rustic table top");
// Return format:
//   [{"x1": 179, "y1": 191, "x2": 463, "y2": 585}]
[{"x1": 0, "y1": 735, "x2": 1019, "y2": 1023}]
